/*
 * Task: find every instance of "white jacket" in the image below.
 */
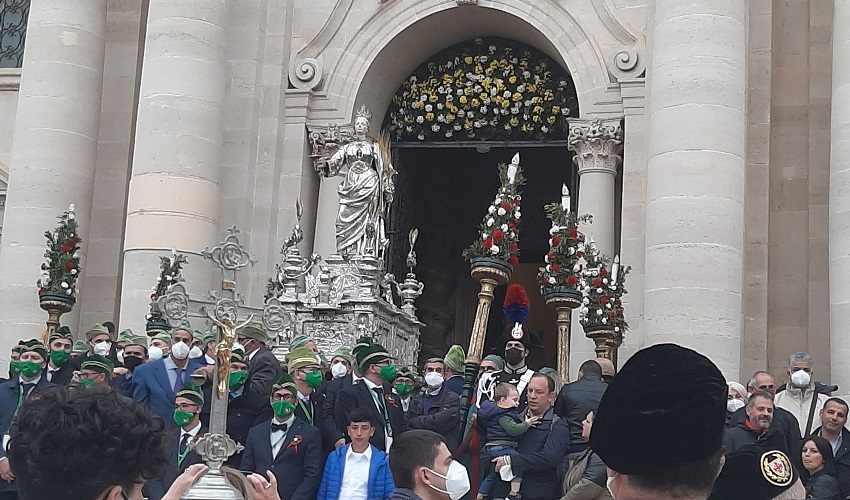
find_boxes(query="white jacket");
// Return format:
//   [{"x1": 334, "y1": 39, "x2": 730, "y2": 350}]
[{"x1": 774, "y1": 383, "x2": 828, "y2": 435}]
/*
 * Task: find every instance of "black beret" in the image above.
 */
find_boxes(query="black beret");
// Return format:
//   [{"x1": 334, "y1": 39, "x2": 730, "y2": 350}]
[
  {"x1": 589, "y1": 343, "x2": 727, "y2": 475},
  {"x1": 707, "y1": 433, "x2": 798, "y2": 500}
]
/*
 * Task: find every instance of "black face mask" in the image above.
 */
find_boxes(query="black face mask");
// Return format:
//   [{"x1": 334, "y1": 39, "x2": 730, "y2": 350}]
[
  {"x1": 123, "y1": 356, "x2": 144, "y2": 372},
  {"x1": 504, "y1": 347, "x2": 524, "y2": 365}
]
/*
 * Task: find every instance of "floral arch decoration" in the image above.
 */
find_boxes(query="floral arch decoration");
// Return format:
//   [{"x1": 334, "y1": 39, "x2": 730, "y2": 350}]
[{"x1": 384, "y1": 37, "x2": 579, "y2": 142}]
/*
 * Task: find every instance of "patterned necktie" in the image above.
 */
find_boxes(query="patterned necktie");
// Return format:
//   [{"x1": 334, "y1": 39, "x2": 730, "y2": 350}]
[
  {"x1": 179, "y1": 433, "x2": 190, "y2": 456},
  {"x1": 173, "y1": 367, "x2": 184, "y2": 393}
]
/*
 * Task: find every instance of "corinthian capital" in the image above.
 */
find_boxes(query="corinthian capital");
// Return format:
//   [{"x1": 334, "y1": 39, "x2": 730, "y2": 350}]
[{"x1": 568, "y1": 118, "x2": 624, "y2": 176}]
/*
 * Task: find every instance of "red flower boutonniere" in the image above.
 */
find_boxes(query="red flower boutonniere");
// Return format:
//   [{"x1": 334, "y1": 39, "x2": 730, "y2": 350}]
[
  {"x1": 287, "y1": 434, "x2": 302, "y2": 453},
  {"x1": 386, "y1": 394, "x2": 398, "y2": 408}
]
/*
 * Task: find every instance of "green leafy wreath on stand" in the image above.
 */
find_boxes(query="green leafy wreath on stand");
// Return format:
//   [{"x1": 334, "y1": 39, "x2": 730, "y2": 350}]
[{"x1": 37, "y1": 208, "x2": 81, "y2": 300}]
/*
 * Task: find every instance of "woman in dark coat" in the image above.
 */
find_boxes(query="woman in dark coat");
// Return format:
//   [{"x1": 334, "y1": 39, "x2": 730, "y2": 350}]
[{"x1": 802, "y1": 435, "x2": 841, "y2": 500}]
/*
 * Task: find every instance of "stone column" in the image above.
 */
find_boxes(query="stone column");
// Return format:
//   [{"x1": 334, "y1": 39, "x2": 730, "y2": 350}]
[
  {"x1": 568, "y1": 118, "x2": 623, "y2": 371},
  {"x1": 118, "y1": 0, "x2": 227, "y2": 332},
  {"x1": 643, "y1": 0, "x2": 747, "y2": 377},
  {"x1": 830, "y1": 0, "x2": 850, "y2": 391},
  {"x1": 0, "y1": 0, "x2": 107, "y2": 354}
]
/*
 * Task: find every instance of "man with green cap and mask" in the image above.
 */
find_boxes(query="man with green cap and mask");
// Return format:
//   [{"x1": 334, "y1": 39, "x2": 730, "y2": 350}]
[
  {"x1": 280, "y1": 347, "x2": 337, "y2": 451},
  {"x1": 339, "y1": 342, "x2": 409, "y2": 452},
  {"x1": 44, "y1": 326, "x2": 80, "y2": 385},
  {"x1": 392, "y1": 366, "x2": 417, "y2": 413},
  {"x1": 224, "y1": 348, "x2": 266, "y2": 468},
  {"x1": 237, "y1": 324, "x2": 281, "y2": 397},
  {"x1": 242, "y1": 373, "x2": 323, "y2": 500},
  {"x1": 2, "y1": 345, "x2": 24, "y2": 383},
  {"x1": 76, "y1": 354, "x2": 115, "y2": 389},
  {"x1": 143, "y1": 381, "x2": 207, "y2": 500},
  {"x1": 323, "y1": 336, "x2": 373, "y2": 450},
  {"x1": 443, "y1": 344, "x2": 466, "y2": 396},
  {"x1": 70, "y1": 340, "x2": 87, "y2": 359},
  {"x1": 0, "y1": 339, "x2": 58, "y2": 492}
]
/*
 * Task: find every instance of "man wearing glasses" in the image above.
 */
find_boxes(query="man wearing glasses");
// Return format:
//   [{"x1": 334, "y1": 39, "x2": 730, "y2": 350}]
[{"x1": 143, "y1": 382, "x2": 207, "y2": 500}]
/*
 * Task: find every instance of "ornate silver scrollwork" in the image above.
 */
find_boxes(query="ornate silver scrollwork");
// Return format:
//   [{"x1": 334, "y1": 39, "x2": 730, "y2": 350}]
[{"x1": 202, "y1": 226, "x2": 257, "y2": 273}]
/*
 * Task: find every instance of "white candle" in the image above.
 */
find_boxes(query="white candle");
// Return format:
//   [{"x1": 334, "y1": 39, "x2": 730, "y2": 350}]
[
  {"x1": 611, "y1": 255, "x2": 620, "y2": 284},
  {"x1": 507, "y1": 153, "x2": 520, "y2": 183},
  {"x1": 561, "y1": 184, "x2": 570, "y2": 211}
]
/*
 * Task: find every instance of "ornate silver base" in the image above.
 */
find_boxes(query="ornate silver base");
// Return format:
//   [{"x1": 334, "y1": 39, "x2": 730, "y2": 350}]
[{"x1": 180, "y1": 469, "x2": 244, "y2": 499}]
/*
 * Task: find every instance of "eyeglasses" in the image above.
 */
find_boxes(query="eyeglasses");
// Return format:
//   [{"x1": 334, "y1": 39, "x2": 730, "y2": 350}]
[
  {"x1": 237, "y1": 336, "x2": 249, "y2": 344},
  {"x1": 173, "y1": 403, "x2": 199, "y2": 411},
  {"x1": 271, "y1": 394, "x2": 294, "y2": 402}
]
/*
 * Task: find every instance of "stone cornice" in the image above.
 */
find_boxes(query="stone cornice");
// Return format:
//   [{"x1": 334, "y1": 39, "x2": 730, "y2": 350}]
[
  {"x1": 568, "y1": 117, "x2": 624, "y2": 176},
  {"x1": 0, "y1": 68, "x2": 22, "y2": 91}
]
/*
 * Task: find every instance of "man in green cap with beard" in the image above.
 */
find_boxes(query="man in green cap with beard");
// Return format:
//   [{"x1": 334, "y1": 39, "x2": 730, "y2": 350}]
[
  {"x1": 339, "y1": 342, "x2": 409, "y2": 452},
  {"x1": 224, "y1": 348, "x2": 266, "y2": 468},
  {"x1": 0, "y1": 339, "x2": 58, "y2": 494},
  {"x1": 143, "y1": 382, "x2": 207, "y2": 500},
  {"x1": 323, "y1": 336, "x2": 374, "y2": 450},
  {"x1": 242, "y1": 373, "x2": 323, "y2": 499},
  {"x1": 44, "y1": 326, "x2": 80, "y2": 386}
]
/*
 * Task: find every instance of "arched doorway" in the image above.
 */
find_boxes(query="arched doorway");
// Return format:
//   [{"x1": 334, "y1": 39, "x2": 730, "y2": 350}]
[{"x1": 381, "y1": 37, "x2": 580, "y2": 368}]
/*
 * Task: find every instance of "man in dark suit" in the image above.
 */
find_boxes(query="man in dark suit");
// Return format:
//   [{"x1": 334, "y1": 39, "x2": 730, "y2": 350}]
[
  {"x1": 237, "y1": 325, "x2": 281, "y2": 397},
  {"x1": 408, "y1": 358, "x2": 460, "y2": 454},
  {"x1": 814, "y1": 397, "x2": 850, "y2": 498},
  {"x1": 0, "y1": 339, "x2": 58, "y2": 499},
  {"x1": 323, "y1": 337, "x2": 371, "y2": 450},
  {"x1": 143, "y1": 382, "x2": 207, "y2": 500},
  {"x1": 338, "y1": 342, "x2": 408, "y2": 452},
  {"x1": 242, "y1": 374, "x2": 323, "y2": 500},
  {"x1": 223, "y1": 348, "x2": 266, "y2": 468},
  {"x1": 112, "y1": 336, "x2": 148, "y2": 398},
  {"x1": 43, "y1": 326, "x2": 80, "y2": 386},
  {"x1": 553, "y1": 358, "x2": 608, "y2": 454},
  {"x1": 132, "y1": 326, "x2": 204, "y2": 425}
]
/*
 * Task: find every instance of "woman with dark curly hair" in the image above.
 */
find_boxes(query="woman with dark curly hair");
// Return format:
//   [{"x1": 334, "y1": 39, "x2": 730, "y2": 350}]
[{"x1": 802, "y1": 435, "x2": 842, "y2": 500}]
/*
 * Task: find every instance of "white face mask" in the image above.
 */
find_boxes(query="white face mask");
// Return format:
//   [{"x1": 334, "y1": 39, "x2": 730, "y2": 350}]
[
  {"x1": 791, "y1": 370, "x2": 811, "y2": 388},
  {"x1": 426, "y1": 461, "x2": 470, "y2": 500},
  {"x1": 331, "y1": 362, "x2": 348, "y2": 379},
  {"x1": 171, "y1": 341, "x2": 190, "y2": 360},
  {"x1": 93, "y1": 342, "x2": 111, "y2": 357},
  {"x1": 148, "y1": 346, "x2": 164, "y2": 361},
  {"x1": 232, "y1": 341, "x2": 245, "y2": 352},
  {"x1": 188, "y1": 346, "x2": 203, "y2": 359},
  {"x1": 607, "y1": 475, "x2": 616, "y2": 497},
  {"x1": 727, "y1": 398, "x2": 745, "y2": 413},
  {"x1": 116, "y1": 349, "x2": 124, "y2": 364},
  {"x1": 425, "y1": 372, "x2": 445, "y2": 389}
]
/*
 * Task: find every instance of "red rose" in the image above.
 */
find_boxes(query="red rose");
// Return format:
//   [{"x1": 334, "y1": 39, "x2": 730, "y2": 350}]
[
  {"x1": 567, "y1": 275, "x2": 578, "y2": 286},
  {"x1": 61, "y1": 245, "x2": 69, "y2": 253},
  {"x1": 508, "y1": 222, "x2": 517, "y2": 230},
  {"x1": 64, "y1": 262, "x2": 74, "y2": 270},
  {"x1": 551, "y1": 263, "x2": 561, "y2": 272},
  {"x1": 600, "y1": 268, "x2": 608, "y2": 277},
  {"x1": 593, "y1": 278, "x2": 602, "y2": 286},
  {"x1": 551, "y1": 236, "x2": 560, "y2": 245},
  {"x1": 600, "y1": 295, "x2": 609, "y2": 304},
  {"x1": 576, "y1": 251, "x2": 583, "y2": 258},
  {"x1": 483, "y1": 238, "x2": 493, "y2": 248},
  {"x1": 67, "y1": 239, "x2": 76, "y2": 246},
  {"x1": 547, "y1": 253, "x2": 555, "y2": 262},
  {"x1": 515, "y1": 199, "x2": 521, "y2": 206},
  {"x1": 609, "y1": 311, "x2": 617, "y2": 319},
  {"x1": 509, "y1": 242, "x2": 518, "y2": 251},
  {"x1": 568, "y1": 227, "x2": 578, "y2": 239},
  {"x1": 509, "y1": 256, "x2": 519, "y2": 265},
  {"x1": 502, "y1": 202, "x2": 511, "y2": 211},
  {"x1": 515, "y1": 218, "x2": 521, "y2": 225},
  {"x1": 38, "y1": 289, "x2": 44, "y2": 295},
  {"x1": 493, "y1": 230, "x2": 504, "y2": 240}
]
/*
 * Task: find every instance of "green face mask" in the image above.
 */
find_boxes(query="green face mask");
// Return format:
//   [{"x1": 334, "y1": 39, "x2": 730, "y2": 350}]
[
  {"x1": 271, "y1": 400, "x2": 295, "y2": 419},
  {"x1": 18, "y1": 361, "x2": 43, "y2": 378},
  {"x1": 229, "y1": 370, "x2": 247, "y2": 390},
  {"x1": 394, "y1": 382, "x2": 413, "y2": 397},
  {"x1": 304, "y1": 369, "x2": 324, "y2": 388},
  {"x1": 49, "y1": 349, "x2": 70, "y2": 366},
  {"x1": 379, "y1": 364, "x2": 397, "y2": 381},
  {"x1": 8, "y1": 360, "x2": 21, "y2": 378},
  {"x1": 173, "y1": 409, "x2": 195, "y2": 427},
  {"x1": 79, "y1": 377, "x2": 96, "y2": 388}
]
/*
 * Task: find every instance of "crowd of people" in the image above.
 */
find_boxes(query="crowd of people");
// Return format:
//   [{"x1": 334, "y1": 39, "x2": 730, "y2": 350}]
[{"x1": 0, "y1": 305, "x2": 849, "y2": 499}]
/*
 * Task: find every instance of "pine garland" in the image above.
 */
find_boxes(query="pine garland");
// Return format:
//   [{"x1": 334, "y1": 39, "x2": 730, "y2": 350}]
[
  {"x1": 146, "y1": 251, "x2": 187, "y2": 323},
  {"x1": 463, "y1": 161, "x2": 525, "y2": 264},
  {"x1": 37, "y1": 209, "x2": 81, "y2": 298}
]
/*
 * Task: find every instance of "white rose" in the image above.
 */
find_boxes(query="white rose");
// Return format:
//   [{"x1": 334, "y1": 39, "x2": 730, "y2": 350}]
[
  {"x1": 487, "y1": 218, "x2": 495, "y2": 227},
  {"x1": 549, "y1": 226, "x2": 559, "y2": 235},
  {"x1": 546, "y1": 265, "x2": 551, "y2": 272},
  {"x1": 548, "y1": 277, "x2": 557, "y2": 285},
  {"x1": 601, "y1": 318, "x2": 608, "y2": 324},
  {"x1": 501, "y1": 224, "x2": 508, "y2": 231},
  {"x1": 61, "y1": 282, "x2": 69, "y2": 289},
  {"x1": 509, "y1": 232, "x2": 515, "y2": 238},
  {"x1": 574, "y1": 264, "x2": 581, "y2": 273},
  {"x1": 615, "y1": 327, "x2": 621, "y2": 332},
  {"x1": 606, "y1": 303, "x2": 612, "y2": 309},
  {"x1": 489, "y1": 206, "x2": 496, "y2": 214},
  {"x1": 514, "y1": 210, "x2": 521, "y2": 219},
  {"x1": 482, "y1": 232, "x2": 489, "y2": 239},
  {"x1": 431, "y1": 124, "x2": 440, "y2": 132},
  {"x1": 497, "y1": 208, "x2": 506, "y2": 216},
  {"x1": 603, "y1": 278, "x2": 608, "y2": 285},
  {"x1": 596, "y1": 309, "x2": 603, "y2": 315},
  {"x1": 568, "y1": 248, "x2": 575, "y2": 255},
  {"x1": 71, "y1": 269, "x2": 77, "y2": 275},
  {"x1": 583, "y1": 297, "x2": 590, "y2": 305},
  {"x1": 425, "y1": 104, "x2": 433, "y2": 112},
  {"x1": 592, "y1": 270, "x2": 599, "y2": 277},
  {"x1": 416, "y1": 116, "x2": 425, "y2": 124},
  {"x1": 544, "y1": 254, "x2": 550, "y2": 263},
  {"x1": 597, "y1": 288, "x2": 603, "y2": 294},
  {"x1": 491, "y1": 245, "x2": 500, "y2": 255}
]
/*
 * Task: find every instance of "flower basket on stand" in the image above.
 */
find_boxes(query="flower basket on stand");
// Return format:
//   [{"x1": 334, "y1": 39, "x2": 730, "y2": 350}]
[
  {"x1": 579, "y1": 249, "x2": 630, "y2": 359},
  {"x1": 37, "y1": 206, "x2": 81, "y2": 337},
  {"x1": 146, "y1": 250, "x2": 187, "y2": 336}
]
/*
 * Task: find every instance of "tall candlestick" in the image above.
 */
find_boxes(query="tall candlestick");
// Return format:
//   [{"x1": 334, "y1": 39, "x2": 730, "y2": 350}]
[
  {"x1": 561, "y1": 184, "x2": 570, "y2": 211},
  {"x1": 611, "y1": 255, "x2": 620, "y2": 284},
  {"x1": 507, "y1": 153, "x2": 520, "y2": 183}
]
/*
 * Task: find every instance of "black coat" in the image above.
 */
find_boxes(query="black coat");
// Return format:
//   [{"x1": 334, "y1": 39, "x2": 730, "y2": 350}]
[
  {"x1": 247, "y1": 346, "x2": 282, "y2": 397},
  {"x1": 490, "y1": 407, "x2": 571, "y2": 500},
  {"x1": 722, "y1": 422, "x2": 767, "y2": 453},
  {"x1": 142, "y1": 424, "x2": 207, "y2": 500},
  {"x1": 43, "y1": 357, "x2": 81, "y2": 386},
  {"x1": 241, "y1": 417, "x2": 323, "y2": 500},
  {"x1": 553, "y1": 372, "x2": 607, "y2": 453},
  {"x1": 728, "y1": 406, "x2": 803, "y2": 474},
  {"x1": 338, "y1": 379, "x2": 408, "y2": 452},
  {"x1": 408, "y1": 386, "x2": 460, "y2": 454},
  {"x1": 814, "y1": 425, "x2": 850, "y2": 500},
  {"x1": 321, "y1": 374, "x2": 354, "y2": 447},
  {"x1": 226, "y1": 388, "x2": 269, "y2": 468},
  {"x1": 806, "y1": 469, "x2": 842, "y2": 500}
]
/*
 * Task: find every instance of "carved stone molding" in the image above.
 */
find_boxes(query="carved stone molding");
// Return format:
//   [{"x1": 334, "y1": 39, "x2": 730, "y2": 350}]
[
  {"x1": 568, "y1": 118, "x2": 624, "y2": 177},
  {"x1": 456, "y1": 0, "x2": 478, "y2": 4},
  {"x1": 288, "y1": 0, "x2": 355, "y2": 90}
]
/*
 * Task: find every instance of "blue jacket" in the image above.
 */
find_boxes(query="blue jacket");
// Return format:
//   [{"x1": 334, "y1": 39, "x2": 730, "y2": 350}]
[
  {"x1": 132, "y1": 357, "x2": 204, "y2": 425},
  {"x1": 477, "y1": 399, "x2": 524, "y2": 444},
  {"x1": 317, "y1": 443, "x2": 395, "y2": 500}
]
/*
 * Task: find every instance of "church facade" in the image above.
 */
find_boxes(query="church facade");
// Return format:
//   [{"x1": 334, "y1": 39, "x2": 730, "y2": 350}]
[{"x1": 0, "y1": 0, "x2": 845, "y2": 389}]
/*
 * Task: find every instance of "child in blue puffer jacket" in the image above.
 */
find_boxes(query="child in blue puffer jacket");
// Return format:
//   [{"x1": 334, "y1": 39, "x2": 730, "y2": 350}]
[{"x1": 476, "y1": 382, "x2": 539, "y2": 500}]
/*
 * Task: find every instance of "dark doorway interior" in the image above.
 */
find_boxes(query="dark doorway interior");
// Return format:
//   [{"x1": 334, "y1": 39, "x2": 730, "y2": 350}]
[{"x1": 388, "y1": 145, "x2": 575, "y2": 369}]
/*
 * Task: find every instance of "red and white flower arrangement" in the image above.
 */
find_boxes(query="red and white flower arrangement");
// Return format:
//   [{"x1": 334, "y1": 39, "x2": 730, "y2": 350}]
[{"x1": 37, "y1": 205, "x2": 81, "y2": 299}]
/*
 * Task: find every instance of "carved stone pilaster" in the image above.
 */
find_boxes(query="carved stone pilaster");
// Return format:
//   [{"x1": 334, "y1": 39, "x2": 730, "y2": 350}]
[{"x1": 568, "y1": 118, "x2": 624, "y2": 177}]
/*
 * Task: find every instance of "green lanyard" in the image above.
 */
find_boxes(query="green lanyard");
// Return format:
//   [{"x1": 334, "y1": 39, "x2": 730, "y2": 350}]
[
  {"x1": 369, "y1": 388, "x2": 392, "y2": 437},
  {"x1": 297, "y1": 398, "x2": 314, "y2": 426},
  {"x1": 13, "y1": 388, "x2": 23, "y2": 417},
  {"x1": 177, "y1": 434, "x2": 193, "y2": 467}
]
